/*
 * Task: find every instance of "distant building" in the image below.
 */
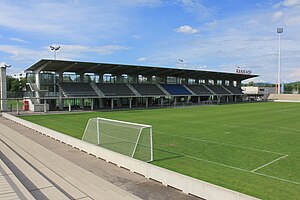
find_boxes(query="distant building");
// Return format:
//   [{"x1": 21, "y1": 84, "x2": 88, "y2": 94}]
[{"x1": 242, "y1": 86, "x2": 276, "y2": 101}]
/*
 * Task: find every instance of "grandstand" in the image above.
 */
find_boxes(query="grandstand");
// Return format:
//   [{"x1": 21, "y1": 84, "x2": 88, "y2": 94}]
[{"x1": 24, "y1": 59, "x2": 257, "y2": 111}]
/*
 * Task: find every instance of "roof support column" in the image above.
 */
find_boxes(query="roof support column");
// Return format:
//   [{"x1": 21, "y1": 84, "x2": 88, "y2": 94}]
[
  {"x1": 91, "y1": 99, "x2": 94, "y2": 110},
  {"x1": 129, "y1": 98, "x2": 132, "y2": 109},
  {"x1": 185, "y1": 78, "x2": 188, "y2": 84},
  {"x1": 80, "y1": 98, "x2": 84, "y2": 109},
  {"x1": 79, "y1": 73, "x2": 84, "y2": 83},
  {"x1": 111, "y1": 99, "x2": 114, "y2": 110},
  {"x1": 145, "y1": 97, "x2": 149, "y2": 107},
  {"x1": 132, "y1": 75, "x2": 138, "y2": 83},
  {"x1": 117, "y1": 98, "x2": 121, "y2": 107},
  {"x1": 99, "y1": 98, "x2": 104, "y2": 108},
  {"x1": 147, "y1": 76, "x2": 152, "y2": 83},
  {"x1": 98, "y1": 74, "x2": 103, "y2": 83},
  {"x1": 57, "y1": 72, "x2": 63, "y2": 110},
  {"x1": 0, "y1": 66, "x2": 7, "y2": 111}
]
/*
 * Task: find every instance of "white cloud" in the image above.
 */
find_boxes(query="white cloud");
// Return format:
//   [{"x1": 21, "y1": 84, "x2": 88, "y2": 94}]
[
  {"x1": 175, "y1": 25, "x2": 198, "y2": 34},
  {"x1": 283, "y1": 0, "x2": 300, "y2": 7},
  {"x1": 137, "y1": 57, "x2": 147, "y2": 62},
  {"x1": 9, "y1": 37, "x2": 29, "y2": 43},
  {"x1": 206, "y1": 20, "x2": 218, "y2": 28},
  {"x1": 272, "y1": 11, "x2": 284, "y2": 20},
  {"x1": 147, "y1": 8, "x2": 300, "y2": 83},
  {"x1": 120, "y1": 0, "x2": 162, "y2": 7},
  {"x1": 92, "y1": 45, "x2": 130, "y2": 55},
  {"x1": 174, "y1": 0, "x2": 215, "y2": 19},
  {"x1": 287, "y1": 68, "x2": 300, "y2": 80},
  {"x1": 132, "y1": 34, "x2": 142, "y2": 39},
  {"x1": 0, "y1": 1, "x2": 135, "y2": 42},
  {"x1": 0, "y1": 44, "x2": 130, "y2": 62}
]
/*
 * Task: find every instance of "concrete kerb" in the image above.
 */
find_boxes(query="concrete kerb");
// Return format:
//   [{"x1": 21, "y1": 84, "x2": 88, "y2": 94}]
[{"x1": 2, "y1": 113, "x2": 259, "y2": 200}]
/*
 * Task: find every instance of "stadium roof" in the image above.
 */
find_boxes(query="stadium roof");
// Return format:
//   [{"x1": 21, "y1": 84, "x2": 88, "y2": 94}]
[{"x1": 26, "y1": 59, "x2": 258, "y2": 81}]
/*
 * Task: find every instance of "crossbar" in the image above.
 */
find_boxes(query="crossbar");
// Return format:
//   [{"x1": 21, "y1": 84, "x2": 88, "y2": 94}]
[{"x1": 96, "y1": 117, "x2": 151, "y2": 128}]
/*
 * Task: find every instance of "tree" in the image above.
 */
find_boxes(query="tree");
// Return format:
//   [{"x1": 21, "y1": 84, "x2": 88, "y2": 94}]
[{"x1": 6, "y1": 76, "x2": 24, "y2": 98}]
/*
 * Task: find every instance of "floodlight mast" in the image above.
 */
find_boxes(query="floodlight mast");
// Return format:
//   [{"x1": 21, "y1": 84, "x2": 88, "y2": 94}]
[
  {"x1": 277, "y1": 28, "x2": 283, "y2": 94},
  {"x1": 50, "y1": 45, "x2": 61, "y2": 60}
]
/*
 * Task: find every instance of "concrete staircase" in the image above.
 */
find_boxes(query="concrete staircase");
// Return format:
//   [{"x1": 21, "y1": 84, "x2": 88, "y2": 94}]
[
  {"x1": 221, "y1": 85, "x2": 233, "y2": 94},
  {"x1": 203, "y1": 85, "x2": 216, "y2": 95},
  {"x1": 0, "y1": 121, "x2": 140, "y2": 200},
  {"x1": 126, "y1": 83, "x2": 141, "y2": 97},
  {"x1": 90, "y1": 82, "x2": 105, "y2": 97},
  {"x1": 182, "y1": 85, "x2": 196, "y2": 95},
  {"x1": 156, "y1": 83, "x2": 171, "y2": 96}
]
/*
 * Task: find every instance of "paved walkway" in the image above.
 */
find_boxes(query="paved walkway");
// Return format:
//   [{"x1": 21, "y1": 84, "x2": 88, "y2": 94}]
[{"x1": 0, "y1": 117, "x2": 199, "y2": 200}]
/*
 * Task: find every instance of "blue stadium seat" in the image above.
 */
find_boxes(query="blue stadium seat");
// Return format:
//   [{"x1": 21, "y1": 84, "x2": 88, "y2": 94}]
[{"x1": 160, "y1": 84, "x2": 192, "y2": 95}]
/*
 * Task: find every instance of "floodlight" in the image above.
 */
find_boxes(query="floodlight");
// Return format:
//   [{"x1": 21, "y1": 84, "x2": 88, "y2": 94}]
[
  {"x1": 277, "y1": 28, "x2": 283, "y2": 33},
  {"x1": 49, "y1": 45, "x2": 61, "y2": 60},
  {"x1": 277, "y1": 28, "x2": 283, "y2": 94}
]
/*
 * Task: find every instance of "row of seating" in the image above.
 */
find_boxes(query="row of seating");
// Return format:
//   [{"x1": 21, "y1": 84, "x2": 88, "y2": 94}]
[
  {"x1": 59, "y1": 83, "x2": 97, "y2": 97},
  {"x1": 59, "y1": 83, "x2": 243, "y2": 97},
  {"x1": 206, "y1": 85, "x2": 231, "y2": 95},
  {"x1": 96, "y1": 83, "x2": 135, "y2": 96},
  {"x1": 131, "y1": 84, "x2": 166, "y2": 96}
]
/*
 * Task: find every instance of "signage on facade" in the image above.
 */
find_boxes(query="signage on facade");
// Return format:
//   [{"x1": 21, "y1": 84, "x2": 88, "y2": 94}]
[{"x1": 236, "y1": 67, "x2": 252, "y2": 75}]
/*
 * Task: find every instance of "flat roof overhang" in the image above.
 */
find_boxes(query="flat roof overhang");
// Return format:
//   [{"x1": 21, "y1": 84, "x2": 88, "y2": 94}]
[{"x1": 26, "y1": 59, "x2": 258, "y2": 81}]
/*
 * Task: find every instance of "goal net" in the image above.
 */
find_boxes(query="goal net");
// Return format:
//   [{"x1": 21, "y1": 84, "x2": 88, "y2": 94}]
[{"x1": 82, "y1": 117, "x2": 153, "y2": 162}]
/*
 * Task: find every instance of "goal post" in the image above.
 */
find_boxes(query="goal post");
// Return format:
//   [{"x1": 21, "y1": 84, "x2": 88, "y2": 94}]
[{"x1": 82, "y1": 117, "x2": 153, "y2": 162}]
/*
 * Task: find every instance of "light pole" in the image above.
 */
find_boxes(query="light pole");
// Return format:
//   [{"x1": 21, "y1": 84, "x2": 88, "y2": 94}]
[
  {"x1": 277, "y1": 28, "x2": 283, "y2": 94},
  {"x1": 50, "y1": 45, "x2": 61, "y2": 60}
]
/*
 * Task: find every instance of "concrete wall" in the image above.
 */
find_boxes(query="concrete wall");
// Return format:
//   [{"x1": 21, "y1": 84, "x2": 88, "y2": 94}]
[
  {"x1": 2, "y1": 113, "x2": 259, "y2": 200},
  {"x1": 28, "y1": 99, "x2": 49, "y2": 112},
  {"x1": 268, "y1": 94, "x2": 300, "y2": 101}
]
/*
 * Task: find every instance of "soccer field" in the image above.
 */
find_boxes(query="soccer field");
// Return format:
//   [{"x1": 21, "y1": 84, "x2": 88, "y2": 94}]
[{"x1": 21, "y1": 102, "x2": 300, "y2": 199}]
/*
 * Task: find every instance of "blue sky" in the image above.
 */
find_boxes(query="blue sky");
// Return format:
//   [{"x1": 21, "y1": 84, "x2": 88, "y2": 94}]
[{"x1": 0, "y1": 0, "x2": 300, "y2": 83}]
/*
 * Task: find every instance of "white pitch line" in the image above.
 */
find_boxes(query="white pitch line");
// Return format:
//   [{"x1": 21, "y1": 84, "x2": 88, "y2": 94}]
[
  {"x1": 184, "y1": 155, "x2": 250, "y2": 173},
  {"x1": 184, "y1": 154, "x2": 300, "y2": 185},
  {"x1": 156, "y1": 130, "x2": 284, "y2": 155},
  {"x1": 251, "y1": 155, "x2": 288, "y2": 172},
  {"x1": 32, "y1": 117, "x2": 300, "y2": 185},
  {"x1": 253, "y1": 171, "x2": 300, "y2": 185}
]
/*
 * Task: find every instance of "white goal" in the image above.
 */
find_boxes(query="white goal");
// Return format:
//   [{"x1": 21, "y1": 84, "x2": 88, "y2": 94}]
[{"x1": 82, "y1": 117, "x2": 153, "y2": 162}]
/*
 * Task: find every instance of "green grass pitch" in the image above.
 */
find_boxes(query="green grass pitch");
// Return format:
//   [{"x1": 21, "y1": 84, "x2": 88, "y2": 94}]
[{"x1": 20, "y1": 102, "x2": 300, "y2": 199}]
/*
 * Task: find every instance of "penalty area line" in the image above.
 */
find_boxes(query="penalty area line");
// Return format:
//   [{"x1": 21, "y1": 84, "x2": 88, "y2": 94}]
[
  {"x1": 251, "y1": 155, "x2": 288, "y2": 172},
  {"x1": 183, "y1": 154, "x2": 300, "y2": 185}
]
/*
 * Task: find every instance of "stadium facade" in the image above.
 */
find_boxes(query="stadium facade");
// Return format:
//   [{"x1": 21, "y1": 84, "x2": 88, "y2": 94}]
[{"x1": 24, "y1": 59, "x2": 258, "y2": 111}]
